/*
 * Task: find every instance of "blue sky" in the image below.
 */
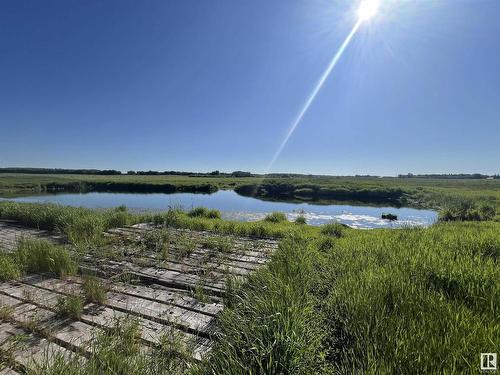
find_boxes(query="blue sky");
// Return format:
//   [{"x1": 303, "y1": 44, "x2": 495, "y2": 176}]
[{"x1": 0, "y1": 0, "x2": 499, "y2": 175}]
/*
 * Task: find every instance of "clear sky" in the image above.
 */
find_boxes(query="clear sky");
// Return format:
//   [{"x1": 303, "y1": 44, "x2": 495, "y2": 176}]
[{"x1": 1, "y1": 0, "x2": 499, "y2": 175}]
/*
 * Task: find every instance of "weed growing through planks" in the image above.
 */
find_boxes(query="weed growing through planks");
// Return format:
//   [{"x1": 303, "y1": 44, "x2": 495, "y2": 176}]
[
  {"x1": 143, "y1": 228, "x2": 170, "y2": 252},
  {"x1": 152, "y1": 326, "x2": 193, "y2": 370},
  {"x1": 33, "y1": 317, "x2": 197, "y2": 374},
  {"x1": 0, "y1": 305, "x2": 14, "y2": 321},
  {"x1": 176, "y1": 233, "x2": 197, "y2": 258},
  {"x1": 202, "y1": 236, "x2": 234, "y2": 254},
  {"x1": 1, "y1": 333, "x2": 29, "y2": 369},
  {"x1": 56, "y1": 295, "x2": 84, "y2": 319},
  {"x1": 82, "y1": 276, "x2": 107, "y2": 305},
  {"x1": 192, "y1": 285, "x2": 210, "y2": 304}
]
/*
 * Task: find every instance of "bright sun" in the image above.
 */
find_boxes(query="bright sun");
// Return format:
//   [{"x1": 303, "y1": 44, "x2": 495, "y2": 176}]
[{"x1": 357, "y1": 0, "x2": 380, "y2": 22}]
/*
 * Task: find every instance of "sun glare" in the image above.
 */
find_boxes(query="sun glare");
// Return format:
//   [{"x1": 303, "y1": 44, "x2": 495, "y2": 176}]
[{"x1": 357, "y1": 0, "x2": 380, "y2": 22}]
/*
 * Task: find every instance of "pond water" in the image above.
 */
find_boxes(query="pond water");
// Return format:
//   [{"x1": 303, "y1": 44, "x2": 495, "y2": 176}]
[{"x1": 1, "y1": 190, "x2": 438, "y2": 229}]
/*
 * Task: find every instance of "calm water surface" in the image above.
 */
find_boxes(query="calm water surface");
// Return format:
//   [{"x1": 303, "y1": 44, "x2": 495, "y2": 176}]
[{"x1": 2, "y1": 191, "x2": 438, "y2": 229}]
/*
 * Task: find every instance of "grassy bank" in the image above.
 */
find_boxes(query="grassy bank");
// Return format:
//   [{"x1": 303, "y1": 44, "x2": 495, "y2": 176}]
[
  {"x1": 199, "y1": 222, "x2": 499, "y2": 374},
  {"x1": 1, "y1": 173, "x2": 499, "y2": 212},
  {"x1": 0, "y1": 202, "x2": 318, "y2": 245}
]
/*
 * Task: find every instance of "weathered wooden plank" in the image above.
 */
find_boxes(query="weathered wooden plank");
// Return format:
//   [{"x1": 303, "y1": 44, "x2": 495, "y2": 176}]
[
  {"x1": 79, "y1": 258, "x2": 226, "y2": 295},
  {"x1": 103, "y1": 291, "x2": 214, "y2": 335},
  {"x1": 108, "y1": 282, "x2": 223, "y2": 317},
  {"x1": 20, "y1": 277, "x2": 216, "y2": 336},
  {"x1": 0, "y1": 322, "x2": 24, "y2": 346},
  {"x1": 107, "y1": 225, "x2": 276, "y2": 261},
  {"x1": 0, "y1": 292, "x2": 100, "y2": 357},
  {"x1": 125, "y1": 255, "x2": 252, "y2": 278},
  {"x1": 0, "y1": 220, "x2": 64, "y2": 252},
  {"x1": 10, "y1": 302, "x2": 56, "y2": 327},
  {"x1": 80, "y1": 305, "x2": 211, "y2": 360},
  {"x1": 0, "y1": 282, "x2": 62, "y2": 310},
  {"x1": 42, "y1": 275, "x2": 223, "y2": 316},
  {"x1": 4, "y1": 336, "x2": 74, "y2": 370},
  {"x1": 0, "y1": 321, "x2": 79, "y2": 371},
  {"x1": 0, "y1": 294, "x2": 23, "y2": 309}
]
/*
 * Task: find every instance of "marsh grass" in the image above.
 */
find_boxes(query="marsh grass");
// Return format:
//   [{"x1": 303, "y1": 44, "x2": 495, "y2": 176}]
[
  {"x1": 439, "y1": 198, "x2": 496, "y2": 222},
  {"x1": 205, "y1": 234, "x2": 328, "y2": 374},
  {"x1": 204, "y1": 222, "x2": 499, "y2": 374},
  {"x1": 0, "y1": 202, "x2": 316, "y2": 243},
  {"x1": 0, "y1": 202, "x2": 147, "y2": 246},
  {"x1": 312, "y1": 222, "x2": 500, "y2": 373}
]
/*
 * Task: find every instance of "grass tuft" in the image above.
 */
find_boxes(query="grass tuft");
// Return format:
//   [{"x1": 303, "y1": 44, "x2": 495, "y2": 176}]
[
  {"x1": 56, "y1": 295, "x2": 84, "y2": 319},
  {"x1": 320, "y1": 222, "x2": 345, "y2": 238},
  {"x1": 82, "y1": 276, "x2": 107, "y2": 305},
  {"x1": 14, "y1": 238, "x2": 76, "y2": 277},
  {"x1": 264, "y1": 212, "x2": 288, "y2": 223}
]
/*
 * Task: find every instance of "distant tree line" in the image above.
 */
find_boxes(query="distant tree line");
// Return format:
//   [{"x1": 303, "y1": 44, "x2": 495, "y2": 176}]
[
  {"x1": 127, "y1": 170, "x2": 253, "y2": 177},
  {"x1": 0, "y1": 167, "x2": 254, "y2": 177},
  {"x1": 398, "y1": 173, "x2": 499, "y2": 179},
  {"x1": 0, "y1": 168, "x2": 121, "y2": 175}
]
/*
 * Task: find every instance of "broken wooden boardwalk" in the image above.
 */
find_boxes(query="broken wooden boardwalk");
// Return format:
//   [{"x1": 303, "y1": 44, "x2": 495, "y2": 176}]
[{"x1": 0, "y1": 220, "x2": 278, "y2": 372}]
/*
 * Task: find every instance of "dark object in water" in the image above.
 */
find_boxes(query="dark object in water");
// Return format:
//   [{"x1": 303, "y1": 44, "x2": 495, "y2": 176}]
[{"x1": 381, "y1": 213, "x2": 397, "y2": 221}]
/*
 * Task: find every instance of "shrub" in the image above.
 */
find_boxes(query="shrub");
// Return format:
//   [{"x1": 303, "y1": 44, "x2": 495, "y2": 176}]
[
  {"x1": 206, "y1": 209, "x2": 222, "y2": 219},
  {"x1": 295, "y1": 215, "x2": 307, "y2": 225},
  {"x1": 320, "y1": 222, "x2": 344, "y2": 238},
  {"x1": 187, "y1": 207, "x2": 221, "y2": 219},
  {"x1": 439, "y1": 200, "x2": 496, "y2": 222},
  {"x1": 188, "y1": 207, "x2": 209, "y2": 217},
  {"x1": 264, "y1": 212, "x2": 288, "y2": 223}
]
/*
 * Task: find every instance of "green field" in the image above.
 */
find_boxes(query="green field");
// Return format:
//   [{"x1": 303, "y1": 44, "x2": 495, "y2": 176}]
[
  {"x1": 0, "y1": 200, "x2": 498, "y2": 374},
  {"x1": 1, "y1": 173, "x2": 499, "y2": 212}
]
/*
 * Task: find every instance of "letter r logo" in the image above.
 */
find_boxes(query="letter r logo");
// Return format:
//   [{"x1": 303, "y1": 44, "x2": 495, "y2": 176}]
[{"x1": 481, "y1": 353, "x2": 497, "y2": 371}]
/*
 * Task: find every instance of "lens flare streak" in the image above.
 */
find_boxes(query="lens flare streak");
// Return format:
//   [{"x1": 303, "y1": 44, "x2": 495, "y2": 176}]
[{"x1": 266, "y1": 19, "x2": 362, "y2": 172}]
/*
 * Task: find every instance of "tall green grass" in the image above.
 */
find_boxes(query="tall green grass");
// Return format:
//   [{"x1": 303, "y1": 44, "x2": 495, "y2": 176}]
[
  {"x1": 0, "y1": 202, "x2": 314, "y2": 243},
  {"x1": 203, "y1": 235, "x2": 329, "y2": 374},
  {"x1": 0, "y1": 202, "x2": 144, "y2": 245},
  {"x1": 313, "y1": 222, "x2": 499, "y2": 373},
  {"x1": 0, "y1": 238, "x2": 76, "y2": 281}
]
